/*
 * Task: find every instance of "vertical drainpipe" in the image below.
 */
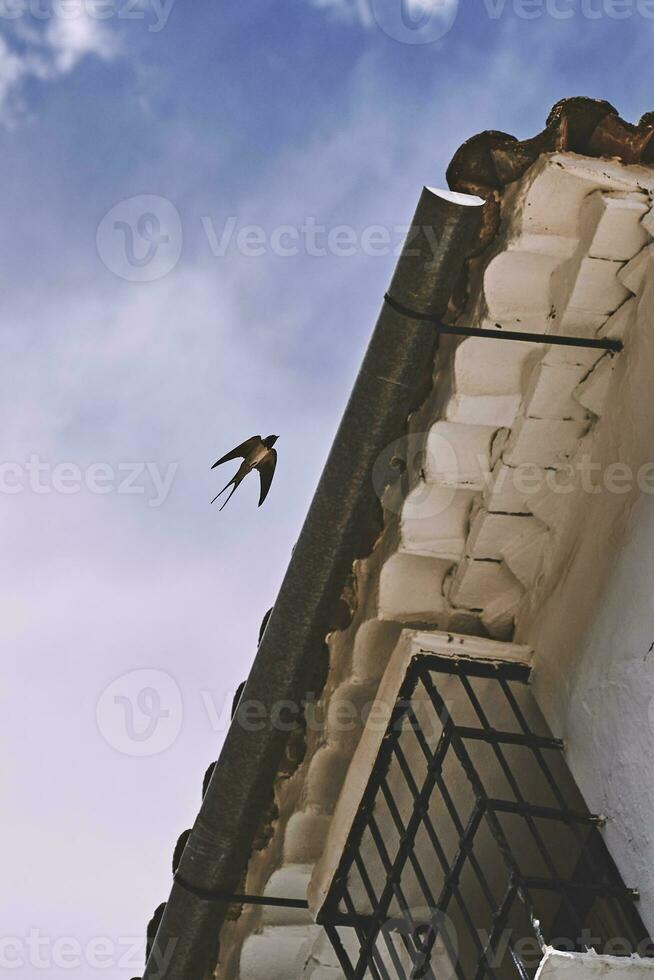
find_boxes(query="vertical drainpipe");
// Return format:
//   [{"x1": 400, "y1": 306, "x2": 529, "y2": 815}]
[{"x1": 143, "y1": 186, "x2": 485, "y2": 980}]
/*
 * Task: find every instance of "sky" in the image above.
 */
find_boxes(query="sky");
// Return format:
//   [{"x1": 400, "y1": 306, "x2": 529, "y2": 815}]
[{"x1": 2, "y1": 0, "x2": 654, "y2": 977}]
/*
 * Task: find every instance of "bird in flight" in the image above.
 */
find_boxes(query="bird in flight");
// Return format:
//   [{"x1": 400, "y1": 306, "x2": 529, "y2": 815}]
[{"x1": 211, "y1": 434, "x2": 278, "y2": 510}]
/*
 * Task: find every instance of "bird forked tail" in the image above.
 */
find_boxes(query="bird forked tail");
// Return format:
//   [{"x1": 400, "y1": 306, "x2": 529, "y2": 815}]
[{"x1": 211, "y1": 479, "x2": 238, "y2": 510}]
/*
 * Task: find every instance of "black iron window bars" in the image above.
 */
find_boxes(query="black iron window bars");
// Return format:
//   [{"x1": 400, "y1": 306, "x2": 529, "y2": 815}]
[{"x1": 319, "y1": 654, "x2": 652, "y2": 980}]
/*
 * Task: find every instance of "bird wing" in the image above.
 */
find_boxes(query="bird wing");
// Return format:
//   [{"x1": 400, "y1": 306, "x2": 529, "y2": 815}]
[
  {"x1": 211, "y1": 436, "x2": 261, "y2": 469},
  {"x1": 256, "y1": 449, "x2": 277, "y2": 506}
]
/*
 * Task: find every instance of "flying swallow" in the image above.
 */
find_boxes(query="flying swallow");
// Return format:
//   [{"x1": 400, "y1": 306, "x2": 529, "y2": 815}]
[{"x1": 211, "y1": 434, "x2": 278, "y2": 510}]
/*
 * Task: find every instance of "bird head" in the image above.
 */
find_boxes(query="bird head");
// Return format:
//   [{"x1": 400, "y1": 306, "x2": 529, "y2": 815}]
[{"x1": 265, "y1": 434, "x2": 279, "y2": 447}]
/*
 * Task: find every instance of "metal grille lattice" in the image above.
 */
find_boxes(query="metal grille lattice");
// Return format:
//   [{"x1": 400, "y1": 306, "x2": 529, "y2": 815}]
[{"x1": 319, "y1": 654, "x2": 652, "y2": 980}]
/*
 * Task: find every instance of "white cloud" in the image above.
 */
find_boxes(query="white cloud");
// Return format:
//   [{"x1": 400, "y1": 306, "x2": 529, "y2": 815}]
[
  {"x1": 0, "y1": 7, "x2": 118, "y2": 120},
  {"x1": 45, "y1": 10, "x2": 118, "y2": 72}
]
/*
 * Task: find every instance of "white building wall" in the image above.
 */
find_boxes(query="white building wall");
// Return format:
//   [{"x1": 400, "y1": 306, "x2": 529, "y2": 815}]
[
  {"x1": 518, "y1": 245, "x2": 654, "y2": 932},
  {"x1": 527, "y1": 488, "x2": 654, "y2": 931},
  {"x1": 570, "y1": 495, "x2": 654, "y2": 928}
]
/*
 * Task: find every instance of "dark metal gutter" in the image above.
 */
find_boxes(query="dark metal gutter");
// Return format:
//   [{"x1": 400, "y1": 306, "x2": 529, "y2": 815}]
[{"x1": 143, "y1": 186, "x2": 484, "y2": 980}]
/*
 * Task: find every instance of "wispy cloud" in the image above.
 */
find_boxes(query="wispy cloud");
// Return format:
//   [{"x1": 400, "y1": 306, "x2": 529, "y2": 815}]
[
  {"x1": 0, "y1": 7, "x2": 118, "y2": 121},
  {"x1": 307, "y1": 0, "x2": 458, "y2": 29},
  {"x1": 308, "y1": 0, "x2": 373, "y2": 26}
]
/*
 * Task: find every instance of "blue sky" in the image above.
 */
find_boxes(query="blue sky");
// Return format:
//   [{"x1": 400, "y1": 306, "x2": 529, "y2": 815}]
[{"x1": 2, "y1": 1, "x2": 654, "y2": 976}]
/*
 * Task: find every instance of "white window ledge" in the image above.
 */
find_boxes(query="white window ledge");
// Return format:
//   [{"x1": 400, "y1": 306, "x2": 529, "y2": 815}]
[{"x1": 536, "y1": 949, "x2": 654, "y2": 980}]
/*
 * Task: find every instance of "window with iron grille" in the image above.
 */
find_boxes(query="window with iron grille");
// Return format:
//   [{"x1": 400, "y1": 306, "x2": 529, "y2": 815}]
[{"x1": 318, "y1": 653, "x2": 652, "y2": 980}]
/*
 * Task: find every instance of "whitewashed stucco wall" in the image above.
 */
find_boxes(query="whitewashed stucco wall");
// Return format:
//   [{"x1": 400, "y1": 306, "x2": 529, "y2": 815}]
[
  {"x1": 517, "y1": 247, "x2": 654, "y2": 932},
  {"x1": 572, "y1": 494, "x2": 654, "y2": 926},
  {"x1": 526, "y1": 488, "x2": 654, "y2": 931}
]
